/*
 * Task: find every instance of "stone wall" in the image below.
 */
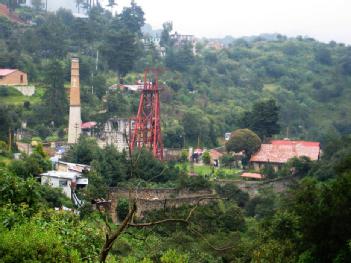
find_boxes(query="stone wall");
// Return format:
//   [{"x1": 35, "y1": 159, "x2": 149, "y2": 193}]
[
  {"x1": 109, "y1": 188, "x2": 215, "y2": 223},
  {"x1": 216, "y1": 176, "x2": 295, "y2": 197}
]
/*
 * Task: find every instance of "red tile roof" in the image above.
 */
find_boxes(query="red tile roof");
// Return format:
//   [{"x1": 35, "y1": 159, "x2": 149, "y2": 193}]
[
  {"x1": 0, "y1": 69, "x2": 17, "y2": 76},
  {"x1": 241, "y1": 172, "x2": 264, "y2": 179},
  {"x1": 250, "y1": 140, "x2": 320, "y2": 164},
  {"x1": 0, "y1": 4, "x2": 25, "y2": 24},
  {"x1": 81, "y1": 121, "x2": 97, "y2": 129}
]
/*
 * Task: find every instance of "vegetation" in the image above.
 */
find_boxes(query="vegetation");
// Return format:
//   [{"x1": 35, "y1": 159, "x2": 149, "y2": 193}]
[
  {"x1": 0, "y1": 1, "x2": 351, "y2": 263},
  {"x1": 225, "y1": 128, "x2": 261, "y2": 161}
]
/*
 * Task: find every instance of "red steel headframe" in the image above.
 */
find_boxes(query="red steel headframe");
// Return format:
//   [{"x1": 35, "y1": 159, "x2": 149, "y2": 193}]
[{"x1": 130, "y1": 68, "x2": 164, "y2": 160}]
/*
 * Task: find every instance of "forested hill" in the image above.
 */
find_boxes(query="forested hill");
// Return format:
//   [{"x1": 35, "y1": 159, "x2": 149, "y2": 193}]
[{"x1": 0, "y1": 3, "x2": 351, "y2": 147}]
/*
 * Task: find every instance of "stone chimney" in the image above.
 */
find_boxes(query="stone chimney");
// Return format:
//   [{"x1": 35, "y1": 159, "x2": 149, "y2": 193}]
[{"x1": 67, "y1": 58, "x2": 82, "y2": 144}]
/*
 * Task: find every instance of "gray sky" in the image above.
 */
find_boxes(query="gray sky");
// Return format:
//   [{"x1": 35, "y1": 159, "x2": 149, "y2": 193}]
[{"x1": 108, "y1": 0, "x2": 351, "y2": 44}]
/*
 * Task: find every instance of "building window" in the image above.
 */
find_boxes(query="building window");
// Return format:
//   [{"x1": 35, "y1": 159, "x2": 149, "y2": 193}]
[
  {"x1": 59, "y1": 180, "x2": 68, "y2": 187},
  {"x1": 20, "y1": 75, "x2": 24, "y2": 83}
]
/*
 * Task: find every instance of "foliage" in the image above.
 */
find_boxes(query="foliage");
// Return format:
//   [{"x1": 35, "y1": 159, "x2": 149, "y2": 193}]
[
  {"x1": 102, "y1": 27, "x2": 141, "y2": 80},
  {"x1": 0, "y1": 210, "x2": 104, "y2": 262},
  {"x1": 8, "y1": 148, "x2": 51, "y2": 179},
  {"x1": 220, "y1": 153, "x2": 235, "y2": 168},
  {"x1": 0, "y1": 105, "x2": 21, "y2": 143},
  {"x1": 176, "y1": 173, "x2": 212, "y2": 191},
  {"x1": 63, "y1": 136, "x2": 100, "y2": 165},
  {"x1": 116, "y1": 198, "x2": 129, "y2": 221},
  {"x1": 130, "y1": 148, "x2": 178, "y2": 183},
  {"x1": 0, "y1": 167, "x2": 70, "y2": 217},
  {"x1": 225, "y1": 129, "x2": 261, "y2": 158},
  {"x1": 215, "y1": 184, "x2": 249, "y2": 207},
  {"x1": 202, "y1": 151, "x2": 211, "y2": 165},
  {"x1": 161, "y1": 249, "x2": 189, "y2": 263},
  {"x1": 240, "y1": 99, "x2": 280, "y2": 139}
]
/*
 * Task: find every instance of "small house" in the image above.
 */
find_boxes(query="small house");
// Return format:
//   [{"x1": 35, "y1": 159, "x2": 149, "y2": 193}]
[
  {"x1": 0, "y1": 69, "x2": 28, "y2": 86},
  {"x1": 250, "y1": 140, "x2": 320, "y2": 172},
  {"x1": 40, "y1": 170, "x2": 88, "y2": 199}
]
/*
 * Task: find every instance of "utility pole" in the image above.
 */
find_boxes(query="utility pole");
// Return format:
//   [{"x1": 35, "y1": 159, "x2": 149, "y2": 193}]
[{"x1": 8, "y1": 128, "x2": 12, "y2": 152}]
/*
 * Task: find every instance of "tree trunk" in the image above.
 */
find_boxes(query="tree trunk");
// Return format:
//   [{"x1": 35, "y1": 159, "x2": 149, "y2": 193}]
[{"x1": 99, "y1": 203, "x2": 137, "y2": 263}]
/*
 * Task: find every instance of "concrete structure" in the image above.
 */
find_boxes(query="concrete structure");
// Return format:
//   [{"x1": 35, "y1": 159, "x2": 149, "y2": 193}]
[
  {"x1": 170, "y1": 32, "x2": 197, "y2": 55},
  {"x1": 109, "y1": 188, "x2": 216, "y2": 222},
  {"x1": 0, "y1": 69, "x2": 28, "y2": 86},
  {"x1": 67, "y1": 58, "x2": 82, "y2": 144},
  {"x1": 216, "y1": 176, "x2": 295, "y2": 197},
  {"x1": 250, "y1": 140, "x2": 321, "y2": 172},
  {"x1": 99, "y1": 117, "x2": 133, "y2": 152},
  {"x1": 41, "y1": 171, "x2": 88, "y2": 199}
]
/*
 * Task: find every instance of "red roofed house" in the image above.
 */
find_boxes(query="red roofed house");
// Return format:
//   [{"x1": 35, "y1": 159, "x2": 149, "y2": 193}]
[
  {"x1": 0, "y1": 69, "x2": 28, "y2": 86},
  {"x1": 250, "y1": 140, "x2": 320, "y2": 172},
  {"x1": 0, "y1": 4, "x2": 26, "y2": 24}
]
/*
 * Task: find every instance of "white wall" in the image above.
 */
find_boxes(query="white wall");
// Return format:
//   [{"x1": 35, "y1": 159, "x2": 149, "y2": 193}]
[{"x1": 41, "y1": 176, "x2": 72, "y2": 199}]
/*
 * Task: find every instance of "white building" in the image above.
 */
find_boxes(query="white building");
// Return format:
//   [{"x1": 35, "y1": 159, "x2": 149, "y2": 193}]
[{"x1": 41, "y1": 171, "x2": 88, "y2": 199}]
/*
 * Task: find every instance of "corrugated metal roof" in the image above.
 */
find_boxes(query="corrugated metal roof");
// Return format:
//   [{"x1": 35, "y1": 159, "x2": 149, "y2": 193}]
[
  {"x1": 0, "y1": 69, "x2": 17, "y2": 76},
  {"x1": 250, "y1": 140, "x2": 320, "y2": 163}
]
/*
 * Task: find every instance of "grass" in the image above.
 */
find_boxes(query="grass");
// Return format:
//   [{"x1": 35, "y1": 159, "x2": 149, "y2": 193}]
[
  {"x1": 177, "y1": 163, "x2": 242, "y2": 180},
  {"x1": 0, "y1": 155, "x2": 11, "y2": 165},
  {"x1": 0, "y1": 86, "x2": 44, "y2": 105}
]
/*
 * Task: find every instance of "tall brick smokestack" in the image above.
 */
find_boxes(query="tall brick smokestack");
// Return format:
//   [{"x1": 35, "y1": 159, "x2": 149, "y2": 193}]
[{"x1": 67, "y1": 58, "x2": 82, "y2": 144}]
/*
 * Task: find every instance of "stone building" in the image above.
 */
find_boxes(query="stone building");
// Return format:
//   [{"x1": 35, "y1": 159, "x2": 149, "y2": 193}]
[{"x1": 98, "y1": 117, "x2": 133, "y2": 152}]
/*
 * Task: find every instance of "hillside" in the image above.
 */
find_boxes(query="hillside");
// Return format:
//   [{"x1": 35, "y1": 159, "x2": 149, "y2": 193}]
[{"x1": 0, "y1": 3, "x2": 350, "y2": 147}]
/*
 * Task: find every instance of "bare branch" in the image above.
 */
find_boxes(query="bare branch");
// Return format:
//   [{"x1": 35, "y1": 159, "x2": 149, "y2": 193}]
[
  {"x1": 129, "y1": 218, "x2": 188, "y2": 227},
  {"x1": 99, "y1": 203, "x2": 137, "y2": 262}
]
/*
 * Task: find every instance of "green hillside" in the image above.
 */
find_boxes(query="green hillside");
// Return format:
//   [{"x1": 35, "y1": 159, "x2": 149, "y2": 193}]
[{"x1": 0, "y1": 4, "x2": 351, "y2": 146}]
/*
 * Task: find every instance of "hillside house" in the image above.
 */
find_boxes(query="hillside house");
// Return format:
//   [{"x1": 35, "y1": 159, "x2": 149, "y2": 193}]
[
  {"x1": 0, "y1": 69, "x2": 28, "y2": 86},
  {"x1": 250, "y1": 140, "x2": 320, "y2": 172},
  {"x1": 0, "y1": 4, "x2": 26, "y2": 24},
  {"x1": 40, "y1": 171, "x2": 88, "y2": 199}
]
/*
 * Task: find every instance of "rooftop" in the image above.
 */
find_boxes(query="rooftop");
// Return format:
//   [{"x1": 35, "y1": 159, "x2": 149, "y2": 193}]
[
  {"x1": 0, "y1": 4, "x2": 25, "y2": 24},
  {"x1": 81, "y1": 121, "x2": 97, "y2": 129},
  {"x1": 241, "y1": 172, "x2": 264, "y2": 180},
  {"x1": 0, "y1": 69, "x2": 17, "y2": 76},
  {"x1": 250, "y1": 140, "x2": 320, "y2": 164},
  {"x1": 41, "y1": 170, "x2": 81, "y2": 180}
]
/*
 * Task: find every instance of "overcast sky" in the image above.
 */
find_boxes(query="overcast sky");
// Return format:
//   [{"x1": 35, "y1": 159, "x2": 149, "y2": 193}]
[{"x1": 106, "y1": 0, "x2": 350, "y2": 44}]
